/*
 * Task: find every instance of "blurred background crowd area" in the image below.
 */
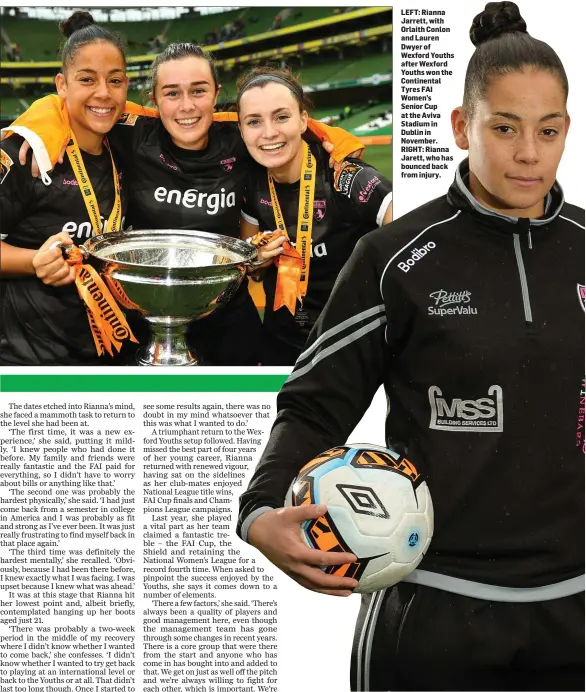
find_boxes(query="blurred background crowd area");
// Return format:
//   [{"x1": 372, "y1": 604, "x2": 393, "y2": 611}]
[{"x1": 0, "y1": 6, "x2": 392, "y2": 179}]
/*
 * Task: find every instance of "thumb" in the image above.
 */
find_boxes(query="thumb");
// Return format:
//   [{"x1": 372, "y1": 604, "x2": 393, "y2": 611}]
[
  {"x1": 57, "y1": 231, "x2": 73, "y2": 243},
  {"x1": 51, "y1": 231, "x2": 73, "y2": 247},
  {"x1": 40, "y1": 231, "x2": 73, "y2": 252}
]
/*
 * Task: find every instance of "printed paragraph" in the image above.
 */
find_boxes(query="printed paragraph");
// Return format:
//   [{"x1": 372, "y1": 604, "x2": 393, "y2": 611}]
[
  {"x1": 0, "y1": 394, "x2": 278, "y2": 692},
  {"x1": 141, "y1": 401, "x2": 278, "y2": 692},
  {"x1": 0, "y1": 400, "x2": 138, "y2": 692},
  {"x1": 399, "y1": 8, "x2": 455, "y2": 179}
]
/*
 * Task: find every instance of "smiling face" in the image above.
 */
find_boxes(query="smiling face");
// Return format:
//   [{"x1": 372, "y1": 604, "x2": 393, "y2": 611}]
[
  {"x1": 152, "y1": 56, "x2": 219, "y2": 150},
  {"x1": 452, "y1": 68, "x2": 570, "y2": 218},
  {"x1": 56, "y1": 41, "x2": 127, "y2": 154},
  {"x1": 239, "y1": 81, "x2": 308, "y2": 182}
]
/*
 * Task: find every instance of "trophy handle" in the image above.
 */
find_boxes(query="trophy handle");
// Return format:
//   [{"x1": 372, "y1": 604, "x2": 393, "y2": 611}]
[{"x1": 247, "y1": 256, "x2": 269, "y2": 269}]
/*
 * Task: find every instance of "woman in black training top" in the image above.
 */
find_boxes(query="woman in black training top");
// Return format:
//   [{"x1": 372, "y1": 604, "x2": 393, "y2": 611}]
[{"x1": 238, "y1": 3, "x2": 584, "y2": 690}]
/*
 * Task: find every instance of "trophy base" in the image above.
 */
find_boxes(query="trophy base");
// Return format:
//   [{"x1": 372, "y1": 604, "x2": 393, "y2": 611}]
[{"x1": 136, "y1": 323, "x2": 200, "y2": 367}]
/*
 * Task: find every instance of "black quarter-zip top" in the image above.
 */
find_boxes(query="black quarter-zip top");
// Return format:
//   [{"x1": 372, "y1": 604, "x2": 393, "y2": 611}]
[{"x1": 238, "y1": 158, "x2": 585, "y2": 590}]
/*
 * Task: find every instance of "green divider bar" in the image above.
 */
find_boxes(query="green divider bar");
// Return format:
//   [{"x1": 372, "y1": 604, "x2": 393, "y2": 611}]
[{"x1": 0, "y1": 374, "x2": 289, "y2": 393}]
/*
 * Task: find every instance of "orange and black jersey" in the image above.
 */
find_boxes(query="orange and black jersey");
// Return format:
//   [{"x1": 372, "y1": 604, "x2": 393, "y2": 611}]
[
  {"x1": 106, "y1": 116, "x2": 250, "y2": 235},
  {"x1": 242, "y1": 139, "x2": 393, "y2": 350},
  {"x1": 0, "y1": 134, "x2": 127, "y2": 365}
]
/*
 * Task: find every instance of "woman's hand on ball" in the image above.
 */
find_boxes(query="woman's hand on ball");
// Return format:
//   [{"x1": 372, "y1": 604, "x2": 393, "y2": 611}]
[{"x1": 247, "y1": 504, "x2": 359, "y2": 596}]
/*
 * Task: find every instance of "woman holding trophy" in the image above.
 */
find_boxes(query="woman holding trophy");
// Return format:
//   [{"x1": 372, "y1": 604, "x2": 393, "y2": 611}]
[
  {"x1": 2, "y1": 11, "x2": 362, "y2": 366},
  {"x1": 236, "y1": 66, "x2": 394, "y2": 365},
  {"x1": 0, "y1": 13, "x2": 130, "y2": 366}
]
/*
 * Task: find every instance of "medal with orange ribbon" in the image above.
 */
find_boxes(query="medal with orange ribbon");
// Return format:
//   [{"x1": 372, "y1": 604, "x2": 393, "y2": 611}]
[{"x1": 266, "y1": 139, "x2": 316, "y2": 316}]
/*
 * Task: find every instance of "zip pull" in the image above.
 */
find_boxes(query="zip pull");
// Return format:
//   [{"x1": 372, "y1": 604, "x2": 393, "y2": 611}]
[
  {"x1": 513, "y1": 233, "x2": 534, "y2": 324},
  {"x1": 516, "y1": 217, "x2": 532, "y2": 249}
]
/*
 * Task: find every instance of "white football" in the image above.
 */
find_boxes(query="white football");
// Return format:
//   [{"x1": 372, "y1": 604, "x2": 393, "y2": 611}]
[{"x1": 285, "y1": 443, "x2": 434, "y2": 593}]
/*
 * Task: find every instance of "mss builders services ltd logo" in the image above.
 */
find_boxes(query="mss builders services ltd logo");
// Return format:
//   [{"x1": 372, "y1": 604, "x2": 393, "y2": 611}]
[{"x1": 428, "y1": 384, "x2": 504, "y2": 432}]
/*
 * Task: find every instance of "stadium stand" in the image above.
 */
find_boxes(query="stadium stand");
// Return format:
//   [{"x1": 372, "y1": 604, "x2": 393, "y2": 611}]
[
  {"x1": 0, "y1": 7, "x2": 392, "y2": 180},
  {"x1": 0, "y1": 16, "x2": 170, "y2": 61},
  {"x1": 0, "y1": 9, "x2": 346, "y2": 61},
  {"x1": 219, "y1": 53, "x2": 390, "y2": 95},
  {"x1": 0, "y1": 96, "x2": 25, "y2": 118},
  {"x1": 1, "y1": 18, "x2": 66, "y2": 61},
  {"x1": 166, "y1": 8, "x2": 338, "y2": 45}
]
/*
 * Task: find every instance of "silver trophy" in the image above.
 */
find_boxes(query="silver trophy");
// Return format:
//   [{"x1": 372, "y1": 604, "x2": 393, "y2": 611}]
[{"x1": 69, "y1": 229, "x2": 260, "y2": 366}]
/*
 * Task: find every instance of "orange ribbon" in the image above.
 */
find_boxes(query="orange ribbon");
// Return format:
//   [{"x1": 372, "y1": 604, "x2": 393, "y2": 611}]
[
  {"x1": 65, "y1": 246, "x2": 138, "y2": 357},
  {"x1": 274, "y1": 241, "x2": 303, "y2": 315},
  {"x1": 261, "y1": 141, "x2": 316, "y2": 316},
  {"x1": 249, "y1": 231, "x2": 304, "y2": 317}
]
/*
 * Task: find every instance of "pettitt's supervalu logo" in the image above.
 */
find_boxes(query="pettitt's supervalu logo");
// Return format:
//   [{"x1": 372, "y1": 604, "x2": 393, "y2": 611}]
[
  {"x1": 429, "y1": 384, "x2": 504, "y2": 432},
  {"x1": 428, "y1": 289, "x2": 477, "y2": 316},
  {"x1": 0, "y1": 149, "x2": 14, "y2": 184}
]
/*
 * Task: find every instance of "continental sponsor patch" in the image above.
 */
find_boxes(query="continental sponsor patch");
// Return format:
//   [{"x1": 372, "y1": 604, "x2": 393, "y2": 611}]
[
  {"x1": 0, "y1": 149, "x2": 14, "y2": 184},
  {"x1": 117, "y1": 112, "x2": 139, "y2": 126},
  {"x1": 333, "y1": 160, "x2": 362, "y2": 197}
]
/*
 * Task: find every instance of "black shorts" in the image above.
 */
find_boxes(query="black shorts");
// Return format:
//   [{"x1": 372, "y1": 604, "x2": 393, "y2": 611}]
[{"x1": 351, "y1": 583, "x2": 585, "y2": 691}]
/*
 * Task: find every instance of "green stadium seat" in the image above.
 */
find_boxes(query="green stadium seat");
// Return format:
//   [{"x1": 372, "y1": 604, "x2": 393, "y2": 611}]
[
  {"x1": 0, "y1": 8, "x2": 343, "y2": 62},
  {"x1": 1, "y1": 18, "x2": 64, "y2": 61}
]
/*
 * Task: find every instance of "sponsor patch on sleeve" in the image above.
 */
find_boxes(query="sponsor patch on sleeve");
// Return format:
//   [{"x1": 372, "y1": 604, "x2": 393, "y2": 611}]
[
  {"x1": 117, "y1": 113, "x2": 139, "y2": 126},
  {"x1": 333, "y1": 160, "x2": 363, "y2": 197},
  {"x1": 0, "y1": 149, "x2": 14, "y2": 184}
]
